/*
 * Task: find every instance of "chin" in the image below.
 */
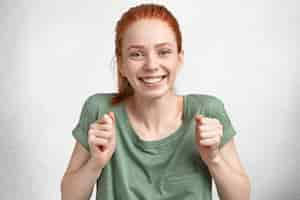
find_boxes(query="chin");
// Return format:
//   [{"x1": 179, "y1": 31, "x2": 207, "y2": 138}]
[{"x1": 135, "y1": 87, "x2": 173, "y2": 100}]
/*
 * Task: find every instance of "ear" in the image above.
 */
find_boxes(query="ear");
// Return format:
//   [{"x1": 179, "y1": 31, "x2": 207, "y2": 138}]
[
  {"x1": 119, "y1": 65, "x2": 125, "y2": 77},
  {"x1": 118, "y1": 62, "x2": 127, "y2": 78},
  {"x1": 178, "y1": 50, "x2": 184, "y2": 69}
]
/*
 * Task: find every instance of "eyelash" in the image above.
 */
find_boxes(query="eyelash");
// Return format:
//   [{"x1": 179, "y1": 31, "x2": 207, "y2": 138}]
[
  {"x1": 159, "y1": 50, "x2": 172, "y2": 56},
  {"x1": 129, "y1": 50, "x2": 172, "y2": 58}
]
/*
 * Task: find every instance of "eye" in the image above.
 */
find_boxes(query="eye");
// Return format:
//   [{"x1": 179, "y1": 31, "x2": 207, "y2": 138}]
[
  {"x1": 129, "y1": 51, "x2": 144, "y2": 59},
  {"x1": 158, "y1": 49, "x2": 172, "y2": 56}
]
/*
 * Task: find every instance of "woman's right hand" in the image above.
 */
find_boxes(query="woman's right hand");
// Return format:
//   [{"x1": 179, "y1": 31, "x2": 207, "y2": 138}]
[{"x1": 88, "y1": 111, "x2": 116, "y2": 169}]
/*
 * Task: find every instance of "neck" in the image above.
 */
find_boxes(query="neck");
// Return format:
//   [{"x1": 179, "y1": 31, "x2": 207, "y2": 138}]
[{"x1": 126, "y1": 92, "x2": 183, "y2": 134}]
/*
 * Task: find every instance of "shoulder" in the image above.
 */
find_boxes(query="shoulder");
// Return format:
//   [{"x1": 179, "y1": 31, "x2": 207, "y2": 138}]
[
  {"x1": 81, "y1": 92, "x2": 117, "y2": 113},
  {"x1": 188, "y1": 93, "x2": 224, "y2": 107},
  {"x1": 84, "y1": 92, "x2": 116, "y2": 105},
  {"x1": 187, "y1": 93, "x2": 228, "y2": 118}
]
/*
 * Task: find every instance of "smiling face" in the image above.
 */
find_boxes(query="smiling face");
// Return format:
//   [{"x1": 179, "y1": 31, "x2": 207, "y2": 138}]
[{"x1": 119, "y1": 19, "x2": 184, "y2": 99}]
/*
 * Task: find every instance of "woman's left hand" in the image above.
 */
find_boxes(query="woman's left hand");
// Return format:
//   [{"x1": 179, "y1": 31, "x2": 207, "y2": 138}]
[{"x1": 195, "y1": 114, "x2": 223, "y2": 166}]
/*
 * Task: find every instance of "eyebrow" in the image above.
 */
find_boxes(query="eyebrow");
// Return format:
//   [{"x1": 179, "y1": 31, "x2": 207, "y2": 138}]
[{"x1": 127, "y1": 42, "x2": 172, "y2": 50}]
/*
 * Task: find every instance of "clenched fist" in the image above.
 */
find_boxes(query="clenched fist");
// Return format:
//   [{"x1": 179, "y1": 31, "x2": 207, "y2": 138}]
[
  {"x1": 88, "y1": 111, "x2": 116, "y2": 169},
  {"x1": 195, "y1": 114, "x2": 223, "y2": 166}
]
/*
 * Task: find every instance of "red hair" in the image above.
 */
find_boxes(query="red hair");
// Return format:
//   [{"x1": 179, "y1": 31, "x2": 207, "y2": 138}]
[{"x1": 111, "y1": 3, "x2": 183, "y2": 105}]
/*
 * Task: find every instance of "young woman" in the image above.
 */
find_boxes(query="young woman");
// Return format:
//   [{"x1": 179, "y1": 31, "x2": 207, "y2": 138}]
[{"x1": 61, "y1": 3, "x2": 251, "y2": 200}]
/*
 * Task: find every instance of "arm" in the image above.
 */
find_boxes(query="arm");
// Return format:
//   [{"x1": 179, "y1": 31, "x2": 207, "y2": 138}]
[
  {"x1": 207, "y1": 138, "x2": 251, "y2": 200},
  {"x1": 60, "y1": 141, "x2": 103, "y2": 200}
]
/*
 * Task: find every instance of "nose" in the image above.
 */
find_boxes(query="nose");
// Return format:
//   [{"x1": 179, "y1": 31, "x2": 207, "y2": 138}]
[{"x1": 143, "y1": 52, "x2": 159, "y2": 72}]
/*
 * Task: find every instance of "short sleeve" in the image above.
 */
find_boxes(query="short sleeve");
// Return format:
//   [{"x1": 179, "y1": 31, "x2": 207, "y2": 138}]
[
  {"x1": 205, "y1": 97, "x2": 237, "y2": 148},
  {"x1": 72, "y1": 95, "x2": 99, "y2": 152}
]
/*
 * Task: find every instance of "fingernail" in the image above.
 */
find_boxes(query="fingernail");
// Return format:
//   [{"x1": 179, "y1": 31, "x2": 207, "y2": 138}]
[
  {"x1": 109, "y1": 112, "x2": 115, "y2": 121},
  {"x1": 195, "y1": 115, "x2": 201, "y2": 119},
  {"x1": 195, "y1": 115, "x2": 203, "y2": 123},
  {"x1": 104, "y1": 114, "x2": 113, "y2": 124},
  {"x1": 104, "y1": 114, "x2": 110, "y2": 122}
]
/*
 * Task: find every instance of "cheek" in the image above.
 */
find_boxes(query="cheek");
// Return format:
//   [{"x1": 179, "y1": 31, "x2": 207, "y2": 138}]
[
  {"x1": 126, "y1": 57, "x2": 145, "y2": 67},
  {"x1": 122, "y1": 61, "x2": 142, "y2": 77},
  {"x1": 167, "y1": 63, "x2": 180, "y2": 77},
  {"x1": 165, "y1": 57, "x2": 181, "y2": 70}
]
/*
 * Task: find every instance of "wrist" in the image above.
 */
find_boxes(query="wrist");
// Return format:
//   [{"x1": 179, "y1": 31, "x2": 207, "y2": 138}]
[
  {"x1": 206, "y1": 151, "x2": 223, "y2": 166},
  {"x1": 87, "y1": 158, "x2": 103, "y2": 174}
]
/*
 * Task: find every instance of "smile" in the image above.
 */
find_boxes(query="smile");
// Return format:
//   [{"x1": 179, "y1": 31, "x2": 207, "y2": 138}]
[{"x1": 138, "y1": 75, "x2": 167, "y2": 86}]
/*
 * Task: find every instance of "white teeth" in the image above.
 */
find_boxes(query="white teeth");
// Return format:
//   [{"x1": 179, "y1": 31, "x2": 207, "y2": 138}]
[{"x1": 141, "y1": 77, "x2": 163, "y2": 83}]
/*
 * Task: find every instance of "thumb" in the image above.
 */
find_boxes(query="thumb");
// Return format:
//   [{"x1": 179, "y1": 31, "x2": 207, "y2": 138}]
[
  {"x1": 108, "y1": 112, "x2": 115, "y2": 123},
  {"x1": 96, "y1": 112, "x2": 113, "y2": 124},
  {"x1": 195, "y1": 114, "x2": 204, "y2": 124}
]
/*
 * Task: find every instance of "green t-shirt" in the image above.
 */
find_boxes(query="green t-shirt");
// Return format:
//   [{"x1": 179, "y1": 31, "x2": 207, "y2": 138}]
[{"x1": 72, "y1": 93, "x2": 237, "y2": 200}]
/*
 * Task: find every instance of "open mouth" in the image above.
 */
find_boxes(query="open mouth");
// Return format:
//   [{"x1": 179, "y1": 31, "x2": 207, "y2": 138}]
[{"x1": 138, "y1": 75, "x2": 168, "y2": 85}]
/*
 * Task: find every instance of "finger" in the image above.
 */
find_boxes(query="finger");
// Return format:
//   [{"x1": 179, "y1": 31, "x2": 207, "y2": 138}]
[
  {"x1": 199, "y1": 128, "x2": 223, "y2": 138},
  {"x1": 195, "y1": 116, "x2": 220, "y2": 126},
  {"x1": 95, "y1": 114, "x2": 110, "y2": 125},
  {"x1": 96, "y1": 117, "x2": 106, "y2": 125},
  {"x1": 199, "y1": 137, "x2": 220, "y2": 146},
  {"x1": 89, "y1": 126, "x2": 114, "y2": 140},
  {"x1": 98, "y1": 124, "x2": 113, "y2": 132},
  {"x1": 89, "y1": 136, "x2": 105, "y2": 152},
  {"x1": 196, "y1": 124, "x2": 222, "y2": 132},
  {"x1": 108, "y1": 112, "x2": 115, "y2": 122},
  {"x1": 203, "y1": 118, "x2": 220, "y2": 125},
  {"x1": 91, "y1": 122, "x2": 114, "y2": 131},
  {"x1": 198, "y1": 130, "x2": 221, "y2": 139},
  {"x1": 195, "y1": 114, "x2": 204, "y2": 123},
  {"x1": 89, "y1": 123, "x2": 104, "y2": 130},
  {"x1": 103, "y1": 114, "x2": 113, "y2": 124},
  {"x1": 91, "y1": 136, "x2": 110, "y2": 146},
  {"x1": 91, "y1": 130, "x2": 112, "y2": 140}
]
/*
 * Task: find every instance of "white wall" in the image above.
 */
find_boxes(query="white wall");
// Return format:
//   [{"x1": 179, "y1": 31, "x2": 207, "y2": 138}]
[{"x1": 0, "y1": 0, "x2": 299, "y2": 199}]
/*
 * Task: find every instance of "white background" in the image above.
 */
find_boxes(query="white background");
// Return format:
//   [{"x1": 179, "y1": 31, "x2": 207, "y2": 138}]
[{"x1": 0, "y1": 0, "x2": 299, "y2": 199}]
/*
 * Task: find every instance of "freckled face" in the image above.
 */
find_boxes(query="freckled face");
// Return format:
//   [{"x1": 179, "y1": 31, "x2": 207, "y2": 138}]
[{"x1": 119, "y1": 19, "x2": 184, "y2": 99}]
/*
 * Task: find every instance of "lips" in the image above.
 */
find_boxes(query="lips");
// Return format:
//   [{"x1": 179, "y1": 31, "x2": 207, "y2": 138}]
[
  {"x1": 138, "y1": 74, "x2": 168, "y2": 84},
  {"x1": 138, "y1": 75, "x2": 167, "y2": 80},
  {"x1": 139, "y1": 74, "x2": 167, "y2": 78}
]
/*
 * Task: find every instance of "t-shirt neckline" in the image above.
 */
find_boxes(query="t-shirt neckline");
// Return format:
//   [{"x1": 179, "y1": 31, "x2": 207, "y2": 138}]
[{"x1": 119, "y1": 95, "x2": 189, "y2": 150}]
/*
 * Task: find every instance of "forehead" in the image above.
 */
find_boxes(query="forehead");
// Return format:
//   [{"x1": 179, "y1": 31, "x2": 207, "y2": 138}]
[{"x1": 122, "y1": 19, "x2": 177, "y2": 48}]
